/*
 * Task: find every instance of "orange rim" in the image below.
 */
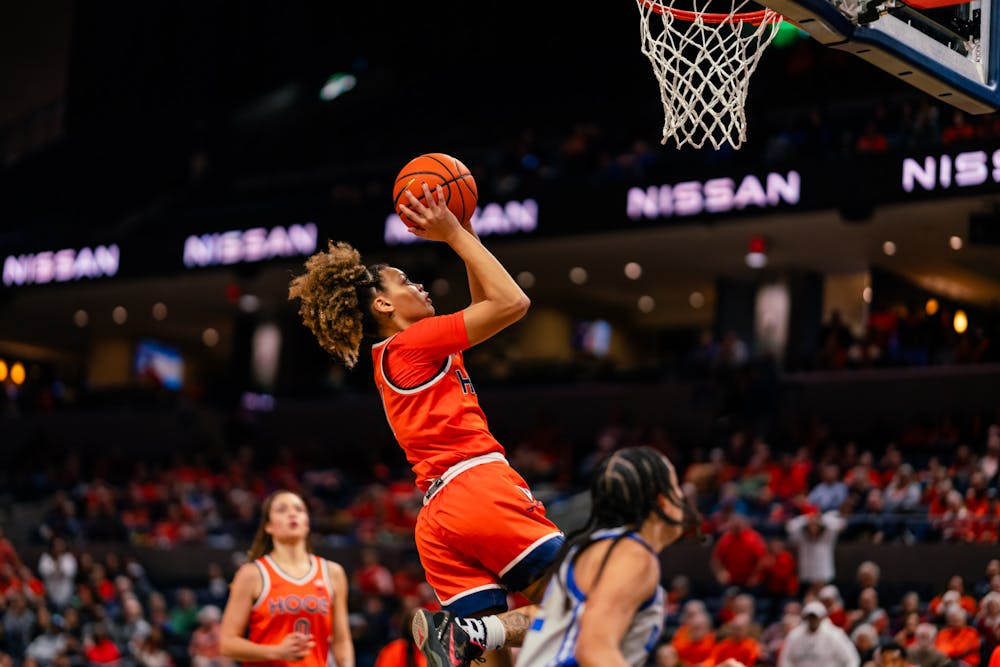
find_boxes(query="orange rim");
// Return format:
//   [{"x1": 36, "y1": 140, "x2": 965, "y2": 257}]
[{"x1": 640, "y1": 0, "x2": 781, "y2": 24}]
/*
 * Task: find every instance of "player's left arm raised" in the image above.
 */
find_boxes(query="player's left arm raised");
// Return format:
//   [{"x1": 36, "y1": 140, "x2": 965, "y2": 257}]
[
  {"x1": 575, "y1": 542, "x2": 660, "y2": 667},
  {"x1": 328, "y1": 560, "x2": 355, "y2": 667}
]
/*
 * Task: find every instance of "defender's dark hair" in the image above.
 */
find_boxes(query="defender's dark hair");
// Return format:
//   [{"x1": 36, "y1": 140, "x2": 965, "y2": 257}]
[
  {"x1": 552, "y1": 446, "x2": 696, "y2": 598},
  {"x1": 288, "y1": 240, "x2": 387, "y2": 368}
]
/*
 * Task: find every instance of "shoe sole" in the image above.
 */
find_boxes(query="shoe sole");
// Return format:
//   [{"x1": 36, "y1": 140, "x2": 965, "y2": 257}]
[{"x1": 412, "y1": 610, "x2": 448, "y2": 667}]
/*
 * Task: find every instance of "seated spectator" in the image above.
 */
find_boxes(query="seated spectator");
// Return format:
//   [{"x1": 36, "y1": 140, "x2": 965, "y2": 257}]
[
  {"x1": 934, "y1": 605, "x2": 981, "y2": 667},
  {"x1": 894, "y1": 611, "x2": 921, "y2": 648},
  {"x1": 189, "y1": 605, "x2": 232, "y2": 667},
  {"x1": 665, "y1": 575, "x2": 692, "y2": 622},
  {"x1": 779, "y1": 601, "x2": 859, "y2": 667},
  {"x1": 653, "y1": 643, "x2": 680, "y2": 667},
  {"x1": 930, "y1": 577, "x2": 978, "y2": 618},
  {"x1": 711, "y1": 514, "x2": 768, "y2": 589},
  {"x1": 852, "y1": 623, "x2": 880, "y2": 664},
  {"x1": 718, "y1": 595, "x2": 763, "y2": 641},
  {"x1": 878, "y1": 640, "x2": 911, "y2": 667},
  {"x1": 892, "y1": 592, "x2": 922, "y2": 635},
  {"x1": 712, "y1": 613, "x2": 761, "y2": 666},
  {"x1": 25, "y1": 608, "x2": 67, "y2": 665},
  {"x1": 761, "y1": 601, "x2": 801, "y2": 665},
  {"x1": 135, "y1": 627, "x2": 173, "y2": 667},
  {"x1": 847, "y1": 588, "x2": 889, "y2": 636},
  {"x1": 760, "y1": 536, "x2": 799, "y2": 600},
  {"x1": 808, "y1": 464, "x2": 848, "y2": 513},
  {"x1": 976, "y1": 592, "x2": 1000, "y2": 664},
  {"x1": 976, "y1": 561, "x2": 1000, "y2": 600},
  {"x1": 820, "y1": 585, "x2": 850, "y2": 630},
  {"x1": 883, "y1": 464, "x2": 921, "y2": 514},
  {"x1": 671, "y1": 611, "x2": 716, "y2": 666},
  {"x1": 84, "y1": 621, "x2": 121, "y2": 666},
  {"x1": 908, "y1": 623, "x2": 950, "y2": 667}
]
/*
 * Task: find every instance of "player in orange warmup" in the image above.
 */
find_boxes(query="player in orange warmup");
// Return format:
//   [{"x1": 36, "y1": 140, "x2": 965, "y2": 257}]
[
  {"x1": 290, "y1": 184, "x2": 563, "y2": 667},
  {"x1": 219, "y1": 490, "x2": 353, "y2": 667}
]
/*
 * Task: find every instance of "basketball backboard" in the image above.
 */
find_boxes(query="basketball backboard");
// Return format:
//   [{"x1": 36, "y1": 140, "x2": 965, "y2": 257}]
[{"x1": 758, "y1": 0, "x2": 1000, "y2": 112}]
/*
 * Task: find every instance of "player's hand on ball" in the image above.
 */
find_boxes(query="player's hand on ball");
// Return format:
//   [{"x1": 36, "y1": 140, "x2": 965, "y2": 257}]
[{"x1": 399, "y1": 184, "x2": 462, "y2": 242}]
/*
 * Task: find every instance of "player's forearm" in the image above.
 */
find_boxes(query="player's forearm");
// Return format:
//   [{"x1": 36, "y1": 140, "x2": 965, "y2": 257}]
[
  {"x1": 496, "y1": 606, "x2": 537, "y2": 646},
  {"x1": 219, "y1": 636, "x2": 277, "y2": 662},
  {"x1": 463, "y1": 227, "x2": 487, "y2": 304},
  {"x1": 332, "y1": 638, "x2": 355, "y2": 667},
  {"x1": 447, "y1": 229, "x2": 527, "y2": 312}
]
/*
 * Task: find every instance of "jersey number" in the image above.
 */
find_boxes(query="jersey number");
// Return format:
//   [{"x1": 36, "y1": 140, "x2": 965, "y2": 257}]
[{"x1": 295, "y1": 619, "x2": 311, "y2": 635}]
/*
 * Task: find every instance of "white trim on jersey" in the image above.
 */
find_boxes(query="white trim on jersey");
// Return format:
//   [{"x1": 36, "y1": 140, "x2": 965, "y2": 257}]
[
  {"x1": 437, "y1": 582, "x2": 505, "y2": 607},
  {"x1": 422, "y1": 452, "x2": 509, "y2": 505},
  {"x1": 499, "y1": 531, "x2": 565, "y2": 577},
  {"x1": 319, "y1": 556, "x2": 333, "y2": 600},
  {"x1": 378, "y1": 344, "x2": 453, "y2": 395},
  {"x1": 252, "y1": 561, "x2": 271, "y2": 610},
  {"x1": 264, "y1": 555, "x2": 318, "y2": 585}
]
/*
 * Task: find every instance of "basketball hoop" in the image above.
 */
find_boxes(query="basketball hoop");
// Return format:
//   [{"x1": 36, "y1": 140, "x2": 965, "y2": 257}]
[{"x1": 636, "y1": 0, "x2": 782, "y2": 150}]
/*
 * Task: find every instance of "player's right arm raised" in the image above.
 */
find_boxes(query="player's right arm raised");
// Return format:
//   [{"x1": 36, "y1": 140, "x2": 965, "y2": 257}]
[
  {"x1": 219, "y1": 564, "x2": 314, "y2": 662},
  {"x1": 400, "y1": 184, "x2": 529, "y2": 346}
]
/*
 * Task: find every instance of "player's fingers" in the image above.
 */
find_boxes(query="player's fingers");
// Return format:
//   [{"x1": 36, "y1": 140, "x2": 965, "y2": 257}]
[
  {"x1": 434, "y1": 184, "x2": 447, "y2": 207},
  {"x1": 404, "y1": 189, "x2": 428, "y2": 213},
  {"x1": 398, "y1": 204, "x2": 424, "y2": 224},
  {"x1": 420, "y1": 182, "x2": 437, "y2": 210}
]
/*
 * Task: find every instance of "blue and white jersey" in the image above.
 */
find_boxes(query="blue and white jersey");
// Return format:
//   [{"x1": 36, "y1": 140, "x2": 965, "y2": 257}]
[{"x1": 516, "y1": 527, "x2": 664, "y2": 667}]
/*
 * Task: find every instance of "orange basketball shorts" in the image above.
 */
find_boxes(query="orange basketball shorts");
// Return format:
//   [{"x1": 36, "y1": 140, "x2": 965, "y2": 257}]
[{"x1": 415, "y1": 460, "x2": 564, "y2": 615}]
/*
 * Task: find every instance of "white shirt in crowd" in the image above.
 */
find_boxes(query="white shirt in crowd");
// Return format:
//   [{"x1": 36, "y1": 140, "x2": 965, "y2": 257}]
[
  {"x1": 786, "y1": 512, "x2": 845, "y2": 584},
  {"x1": 779, "y1": 618, "x2": 859, "y2": 667},
  {"x1": 37, "y1": 551, "x2": 77, "y2": 608}
]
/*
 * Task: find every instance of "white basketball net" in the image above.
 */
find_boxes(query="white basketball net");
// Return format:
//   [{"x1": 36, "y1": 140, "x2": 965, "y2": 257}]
[{"x1": 636, "y1": 0, "x2": 782, "y2": 150}]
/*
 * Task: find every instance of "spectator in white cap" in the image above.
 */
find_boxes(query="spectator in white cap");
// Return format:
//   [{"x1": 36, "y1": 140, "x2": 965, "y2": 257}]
[{"x1": 779, "y1": 601, "x2": 859, "y2": 667}]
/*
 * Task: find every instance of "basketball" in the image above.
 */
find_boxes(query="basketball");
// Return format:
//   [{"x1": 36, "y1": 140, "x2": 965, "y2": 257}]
[{"x1": 393, "y1": 153, "x2": 478, "y2": 227}]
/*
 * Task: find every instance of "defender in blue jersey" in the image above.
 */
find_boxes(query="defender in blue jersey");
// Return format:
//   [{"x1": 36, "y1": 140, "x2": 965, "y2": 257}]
[{"x1": 416, "y1": 447, "x2": 749, "y2": 667}]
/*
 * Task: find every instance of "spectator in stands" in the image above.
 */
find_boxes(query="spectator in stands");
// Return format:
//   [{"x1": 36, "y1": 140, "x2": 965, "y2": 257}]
[
  {"x1": 169, "y1": 588, "x2": 199, "y2": 636},
  {"x1": 3, "y1": 592, "x2": 36, "y2": 657},
  {"x1": 189, "y1": 605, "x2": 232, "y2": 667},
  {"x1": 934, "y1": 605, "x2": 981, "y2": 667},
  {"x1": 711, "y1": 513, "x2": 768, "y2": 589},
  {"x1": 356, "y1": 548, "x2": 395, "y2": 597},
  {"x1": 761, "y1": 601, "x2": 802, "y2": 664},
  {"x1": 25, "y1": 607, "x2": 67, "y2": 666},
  {"x1": 894, "y1": 611, "x2": 921, "y2": 648},
  {"x1": 652, "y1": 642, "x2": 679, "y2": 667},
  {"x1": 711, "y1": 613, "x2": 760, "y2": 666},
  {"x1": 891, "y1": 592, "x2": 921, "y2": 635},
  {"x1": 878, "y1": 640, "x2": 911, "y2": 667},
  {"x1": 848, "y1": 588, "x2": 889, "y2": 636},
  {"x1": 671, "y1": 611, "x2": 717, "y2": 666},
  {"x1": 779, "y1": 601, "x2": 859, "y2": 667},
  {"x1": 883, "y1": 464, "x2": 921, "y2": 514},
  {"x1": 930, "y1": 577, "x2": 978, "y2": 619},
  {"x1": 120, "y1": 595, "x2": 152, "y2": 660},
  {"x1": 787, "y1": 510, "x2": 845, "y2": 594},
  {"x1": 84, "y1": 621, "x2": 121, "y2": 666},
  {"x1": 820, "y1": 585, "x2": 850, "y2": 630},
  {"x1": 718, "y1": 595, "x2": 763, "y2": 640},
  {"x1": 975, "y1": 560, "x2": 1000, "y2": 599},
  {"x1": 981, "y1": 426, "x2": 1000, "y2": 486},
  {"x1": 135, "y1": 626, "x2": 173, "y2": 667},
  {"x1": 976, "y1": 593, "x2": 1000, "y2": 665},
  {"x1": 374, "y1": 609, "x2": 426, "y2": 667},
  {"x1": 907, "y1": 623, "x2": 949, "y2": 667},
  {"x1": 760, "y1": 536, "x2": 799, "y2": 600},
  {"x1": 851, "y1": 623, "x2": 879, "y2": 665},
  {"x1": 808, "y1": 464, "x2": 849, "y2": 513},
  {"x1": 665, "y1": 575, "x2": 692, "y2": 623},
  {"x1": 37, "y1": 538, "x2": 75, "y2": 609}
]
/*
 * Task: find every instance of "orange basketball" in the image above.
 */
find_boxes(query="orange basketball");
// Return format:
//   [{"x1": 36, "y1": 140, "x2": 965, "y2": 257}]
[{"x1": 393, "y1": 153, "x2": 478, "y2": 227}]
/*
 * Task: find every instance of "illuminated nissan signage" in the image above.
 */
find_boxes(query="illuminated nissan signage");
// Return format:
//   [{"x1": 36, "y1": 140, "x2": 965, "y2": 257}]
[
  {"x1": 385, "y1": 200, "x2": 538, "y2": 246},
  {"x1": 626, "y1": 171, "x2": 801, "y2": 219},
  {"x1": 901, "y1": 150, "x2": 1000, "y2": 192},
  {"x1": 183, "y1": 223, "x2": 318, "y2": 268},
  {"x1": 3, "y1": 245, "x2": 120, "y2": 287}
]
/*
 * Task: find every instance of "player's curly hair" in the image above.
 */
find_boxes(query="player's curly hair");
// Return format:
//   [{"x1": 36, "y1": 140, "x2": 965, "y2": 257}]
[{"x1": 288, "y1": 240, "x2": 387, "y2": 368}]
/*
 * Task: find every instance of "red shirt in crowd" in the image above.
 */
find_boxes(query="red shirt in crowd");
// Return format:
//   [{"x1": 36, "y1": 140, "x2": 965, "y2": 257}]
[{"x1": 713, "y1": 527, "x2": 767, "y2": 586}]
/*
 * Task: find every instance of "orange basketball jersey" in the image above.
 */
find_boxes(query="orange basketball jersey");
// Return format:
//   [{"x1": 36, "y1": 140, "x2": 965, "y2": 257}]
[
  {"x1": 372, "y1": 312, "x2": 504, "y2": 492},
  {"x1": 248, "y1": 555, "x2": 333, "y2": 667}
]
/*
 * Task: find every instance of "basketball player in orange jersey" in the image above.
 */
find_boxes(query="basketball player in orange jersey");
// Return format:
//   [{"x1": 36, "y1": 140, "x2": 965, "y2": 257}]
[
  {"x1": 289, "y1": 183, "x2": 565, "y2": 667},
  {"x1": 219, "y1": 490, "x2": 354, "y2": 667}
]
